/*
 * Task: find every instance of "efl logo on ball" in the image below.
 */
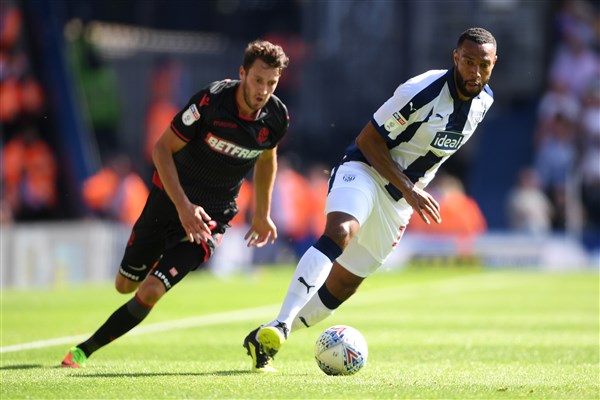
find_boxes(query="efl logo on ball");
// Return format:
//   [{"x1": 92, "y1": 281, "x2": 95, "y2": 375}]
[{"x1": 314, "y1": 325, "x2": 368, "y2": 375}]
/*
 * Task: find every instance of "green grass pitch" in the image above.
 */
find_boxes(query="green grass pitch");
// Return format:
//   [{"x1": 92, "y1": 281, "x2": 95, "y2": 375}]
[{"x1": 1, "y1": 265, "x2": 598, "y2": 399}]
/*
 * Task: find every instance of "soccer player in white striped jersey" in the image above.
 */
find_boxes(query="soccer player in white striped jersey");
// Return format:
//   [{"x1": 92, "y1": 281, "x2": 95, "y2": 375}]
[{"x1": 243, "y1": 27, "x2": 498, "y2": 372}]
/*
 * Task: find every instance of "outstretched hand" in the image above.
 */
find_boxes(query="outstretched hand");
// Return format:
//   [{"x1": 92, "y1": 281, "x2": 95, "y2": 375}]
[
  {"x1": 245, "y1": 216, "x2": 278, "y2": 248},
  {"x1": 403, "y1": 186, "x2": 442, "y2": 225}
]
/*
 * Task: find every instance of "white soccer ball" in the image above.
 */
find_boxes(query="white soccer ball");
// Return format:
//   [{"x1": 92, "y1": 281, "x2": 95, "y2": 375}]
[{"x1": 314, "y1": 325, "x2": 368, "y2": 375}]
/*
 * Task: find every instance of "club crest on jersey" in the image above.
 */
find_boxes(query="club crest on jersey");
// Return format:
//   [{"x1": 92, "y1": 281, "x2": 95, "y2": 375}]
[
  {"x1": 257, "y1": 127, "x2": 269, "y2": 144},
  {"x1": 205, "y1": 133, "x2": 263, "y2": 159},
  {"x1": 182, "y1": 104, "x2": 200, "y2": 126},
  {"x1": 431, "y1": 131, "x2": 464, "y2": 152}
]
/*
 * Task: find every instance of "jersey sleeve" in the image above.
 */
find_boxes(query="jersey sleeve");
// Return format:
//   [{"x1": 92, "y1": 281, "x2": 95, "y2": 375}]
[
  {"x1": 371, "y1": 80, "x2": 419, "y2": 141},
  {"x1": 371, "y1": 69, "x2": 446, "y2": 142},
  {"x1": 170, "y1": 88, "x2": 210, "y2": 142},
  {"x1": 266, "y1": 95, "x2": 290, "y2": 148}
]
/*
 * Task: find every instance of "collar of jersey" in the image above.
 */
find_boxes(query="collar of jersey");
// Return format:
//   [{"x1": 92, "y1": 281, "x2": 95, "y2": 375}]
[{"x1": 446, "y1": 67, "x2": 462, "y2": 102}]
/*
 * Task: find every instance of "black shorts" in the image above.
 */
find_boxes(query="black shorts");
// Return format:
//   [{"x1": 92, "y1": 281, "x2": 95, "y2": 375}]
[{"x1": 119, "y1": 186, "x2": 226, "y2": 290}]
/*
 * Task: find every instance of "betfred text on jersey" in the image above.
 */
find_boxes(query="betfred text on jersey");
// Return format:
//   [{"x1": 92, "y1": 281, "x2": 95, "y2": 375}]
[
  {"x1": 205, "y1": 133, "x2": 263, "y2": 159},
  {"x1": 431, "y1": 131, "x2": 464, "y2": 151}
]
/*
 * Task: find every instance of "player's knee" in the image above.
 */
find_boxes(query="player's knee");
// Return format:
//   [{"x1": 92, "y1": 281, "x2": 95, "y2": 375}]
[
  {"x1": 115, "y1": 275, "x2": 139, "y2": 294},
  {"x1": 327, "y1": 263, "x2": 363, "y2": 301},
  {"x1": 136, "y1": 280, "x2": 166, "y2": 305},
  {"x1": 323, "y1": 217, "x2": 359, "y2": 249},
  {"x1": 336, "y1": 279, "x2": 360, "y2": 300}
]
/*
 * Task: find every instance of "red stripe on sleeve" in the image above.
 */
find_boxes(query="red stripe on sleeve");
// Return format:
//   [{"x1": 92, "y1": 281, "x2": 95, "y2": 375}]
[{"x1": 170, "y1": 123, "x2": 190, "y2": 142}]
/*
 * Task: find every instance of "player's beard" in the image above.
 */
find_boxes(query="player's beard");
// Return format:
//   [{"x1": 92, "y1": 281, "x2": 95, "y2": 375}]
[
  {"x1": 455, "y1": 72, "x2": 485, "y2": 99},
  {"x1": 243, "y1": 84, "x2": 265, "y2": 112}
]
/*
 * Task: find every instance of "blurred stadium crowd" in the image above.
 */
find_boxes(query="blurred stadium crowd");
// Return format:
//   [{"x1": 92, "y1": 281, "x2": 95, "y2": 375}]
[
  {"x1": 1, "y1": 0, "x2": 599, "y2": 260},
  {"x1": 518, "y1": 0, "x2": 600, "y2": 244}
]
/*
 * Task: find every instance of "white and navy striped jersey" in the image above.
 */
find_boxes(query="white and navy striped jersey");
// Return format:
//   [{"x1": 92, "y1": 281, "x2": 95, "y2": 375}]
[{"x1": 343, "y1": 67, "x2": 493, "y2": 201}]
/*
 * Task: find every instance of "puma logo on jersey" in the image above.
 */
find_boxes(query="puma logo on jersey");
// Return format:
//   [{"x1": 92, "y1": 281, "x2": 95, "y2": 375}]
[
  {"x1": 205, "y1": 133, "x2": 263, "y2": 159},
  {"x1": 431, "y1": 131, "x2": 464, "y2": 151},
  {"x1": 298, "y1": 277, "x2": 315, "y2": 293}
]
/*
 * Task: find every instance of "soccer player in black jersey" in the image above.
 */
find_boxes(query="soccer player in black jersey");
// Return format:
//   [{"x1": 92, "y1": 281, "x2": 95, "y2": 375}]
[{"x1": 61, "y1": 40, "x2": 290, "y2": 368}]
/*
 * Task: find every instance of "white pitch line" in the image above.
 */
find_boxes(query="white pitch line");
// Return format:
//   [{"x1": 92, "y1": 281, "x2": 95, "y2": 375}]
[
  {"x1": 1, "y1": 273, "x2": 516, "y2": 354},
  {"x1": 0, "y1": 335, "x2": 91, "y2": 353},
  {"x1": 0, "y1": 304, "x2": 279, "y2": 354}
]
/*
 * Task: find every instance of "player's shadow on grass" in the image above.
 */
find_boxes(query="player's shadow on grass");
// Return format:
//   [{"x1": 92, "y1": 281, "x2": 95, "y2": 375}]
[
  {"x1": 73, "y1": 370, "x2": 254, "y2": 377},
  {"x1": 0, "y1": 364, "x2": 43, "y2": 370}
]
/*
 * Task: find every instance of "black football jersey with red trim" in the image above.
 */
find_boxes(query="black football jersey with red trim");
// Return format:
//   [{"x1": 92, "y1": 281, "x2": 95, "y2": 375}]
[{"x1": 154, "y1": 79, "x2": 289, "y2": 219}]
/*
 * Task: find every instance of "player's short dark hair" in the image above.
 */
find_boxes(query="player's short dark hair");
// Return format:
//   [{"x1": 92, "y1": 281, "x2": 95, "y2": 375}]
[
  {"x1": 242, "y1": 40, "x2": 289, "y2": 73},
  {"x1": 457, "y1": 27, "x2": 497, "y2": 48}
]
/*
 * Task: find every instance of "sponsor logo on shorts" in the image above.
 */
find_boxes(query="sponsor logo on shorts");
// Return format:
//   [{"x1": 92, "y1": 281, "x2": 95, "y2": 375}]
[
  {"x1": 127, "y1": 264, "x2": 148, "y2": 272},
  {"x1": 392, "y1": 226, "x2": 406, "y2": 248},
  {"x1": 343, "y1": 174, "x2": 356, "y2": 182},
  {"x1": 182, "y1": 104, "x2": 200, "y2": 126},
  {"x1": 431, "y1": 131, "x2": 464, "y2": 152},
  {"x1": 153, "y1": 270, "x2": 172, "y2": 289},
  {"x1": 205, "y1": 133, "x2": 263, "y2": 159},
  {"x1": 119, "y1": 267, "x2": 141, "y2": 281}
]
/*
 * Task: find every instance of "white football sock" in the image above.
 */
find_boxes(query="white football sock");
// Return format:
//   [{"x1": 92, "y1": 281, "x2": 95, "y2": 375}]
[
  {"x1": 266, "y1": 246, "x2": 333, "y2": 331},
  {"x1": 292, "y1": 290, "x2": 335, "y2": 331}
]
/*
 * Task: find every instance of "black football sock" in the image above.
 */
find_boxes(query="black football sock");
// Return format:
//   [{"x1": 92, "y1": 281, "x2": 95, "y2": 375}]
[
  {"x1": 292, "y1": 283, "x2": 343, "y2": 330},
  {"x1": 77, "y1": 294, "x2": 153, "y2": 357},
  {"x1": 317, "y1": 283, "x2": 343, "y2": 310}
]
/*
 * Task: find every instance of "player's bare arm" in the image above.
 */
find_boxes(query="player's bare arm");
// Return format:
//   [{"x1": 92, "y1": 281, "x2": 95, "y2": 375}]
[
  {"x1": 355, "y1": 121, "x2": 442, "y2": 225},
  {"x1": 152, "y1": 126, "x2": 212, "y2": 244},
  {"x1": 245, "y1": 147, "x2": 278, "y2": 247}
]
